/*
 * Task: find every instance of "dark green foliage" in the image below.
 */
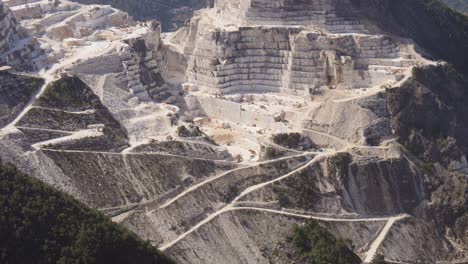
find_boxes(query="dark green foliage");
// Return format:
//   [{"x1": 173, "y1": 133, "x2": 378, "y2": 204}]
[
  {"x1": 0, "y1": 71, "x2": 44, "y2": 128},
  {"x1": 31, "y1": 76, "x2": 129, "y2": 150},
  {"x1": 0, "y1": 163, "x2": 175, "y2": 264},
  {"x1": 176, "y1": 125, "x2": 192, "y2": 137},
  {"x1": 273, "y1": 133, "x2": 317, "y2": 150},
  {"x1": 273, "y1": 133, "x2": 303, "y2": 148},
  {"x1": 327, "y1": 152, "x2": 352, "y2": 177},
  {"x1": 349, "y1": 0, "x2": 468, "y2": 76},
  {"x1": 371, "y1": 254, "x2": 389, "y2": 264},
  {"x1": 37, "y1": 76, "x2": 100, "y2": 111},
  {"x1": 261, "y1": 146, "x2": 285, "y2": 160},
  {"x1": 289, "y1": 221, "x2": 361, "y2": 264},
  {"x1": 176, "y1": 125, "x2": 206, "y2": 138},
  {"x1": 385, "y1": 64, "x2": 468, "y2": 249},
  {"x1": 388, "y1": 65, "x2": 468, "y2": 167}
]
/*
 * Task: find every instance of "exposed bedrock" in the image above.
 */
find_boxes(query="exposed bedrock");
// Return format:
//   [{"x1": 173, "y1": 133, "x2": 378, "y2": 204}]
[
  {"x1": 378, "y1": 217, "x2": 460, "y2": 263},
  {"x1": 0, "y1": 3, "x2": 24, "y2": 55},
  {"x1": 387, "y1": 64, "x2": 468, "y2": 249},
  {"x1": 0, "y1": 0, "x2": 465, "y2": 262},
  {"x1": 22, "y1": 2, "x2": 133, "y2": 39},
  {"x1": 70, "y1": 20, "x2": 167, "y2": 104},
  {"x1": 305, "y1": 91, "x2": 392, "y2": 145},
  {"x1": 131, "y1": 141, "x2": 232, "y2": 161},
  {"x1": 349, "y1": 0, "x2": 468, "y2": 76},
  {"x1": 239, "y1": 152, "x2": 427, "y2": 217},
  {"x1": 123, "y1": 21, "x2": 168, "y2": 101},
  {"x1": 388, "y1": 65, "x2": 468, "y2": 172},
  {"x1": 182, "y1": 26, "x2": 405, "y2": 95},
  {"x1": 120, "y1": 154, "x2": 313, "y2": 245},
  {"x1": 161, "y1": 209, "x2": 458, "y2": 264},
  {"x1": 0, "y1": 2, "x2": 44, "y2": 70},
  {"x1": 14, "y1": 76, "x2": 129, "y2": 152},
  {"x1": 0, "y1": 70, "x2": 43, "y2": 128},
  {"x1": 42, "y1": 150, "x2": 234, "y2": 209},
  {"x1": 216, "y1": 0, "x2": 367, "y2": 33}
]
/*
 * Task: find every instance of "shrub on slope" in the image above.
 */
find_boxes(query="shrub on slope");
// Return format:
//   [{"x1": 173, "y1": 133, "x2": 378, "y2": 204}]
[{"x1": 289, "y1": 221, "x2": 361, "y2": 264}]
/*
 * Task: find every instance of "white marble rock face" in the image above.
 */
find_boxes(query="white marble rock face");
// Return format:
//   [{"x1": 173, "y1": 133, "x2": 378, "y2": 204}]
[
  {"x1": 169, "y1": 0, "x2": 419, "y2": 97},
  {"x1": 0, "y1": 0, "x2": 464, "y2": 264}
]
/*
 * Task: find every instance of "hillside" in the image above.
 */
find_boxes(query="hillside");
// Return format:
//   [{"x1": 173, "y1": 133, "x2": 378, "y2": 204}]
[
  {"x1": 0, "y1": 162, "x2": 175, "y2": 264},
  {"x1": 0, "y1": 0, "x2": 467, "y2": 263},
  {"x1": 441, "y1": 0, "x2": 468, "y2": 12},
  {"x1": 349, "y1": 0, "x2": 468, "y2": 75}
]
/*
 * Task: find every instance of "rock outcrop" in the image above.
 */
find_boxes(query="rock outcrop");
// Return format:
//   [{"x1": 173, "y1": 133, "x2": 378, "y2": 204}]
[
  {"x1": 0, "y1": 0, "x2": 466, "y2": 263},
  {"x1": 0, "y1": 2, "x2": 43, "y2": 70}
]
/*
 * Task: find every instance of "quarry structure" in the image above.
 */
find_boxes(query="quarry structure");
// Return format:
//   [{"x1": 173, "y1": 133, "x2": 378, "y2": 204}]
[{"x1": 0, "y1": 0, "x2": 466, "y2": 263}]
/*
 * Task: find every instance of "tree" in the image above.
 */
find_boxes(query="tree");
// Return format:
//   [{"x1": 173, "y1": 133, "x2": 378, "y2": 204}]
[
  {"x1": 289, "y1": 221, "x2": 361, "y2": 264},
  {"x1": 372, "y1": 254, "x2": 389, "y2": 264},
  {"x1": 0, "y1": 162, "x2": 174, "y2": 264}
]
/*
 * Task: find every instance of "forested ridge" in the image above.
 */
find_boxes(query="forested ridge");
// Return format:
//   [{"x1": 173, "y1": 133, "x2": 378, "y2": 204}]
[{"x1": 0, "y1": 162, "x2": 175, "y2": 264}]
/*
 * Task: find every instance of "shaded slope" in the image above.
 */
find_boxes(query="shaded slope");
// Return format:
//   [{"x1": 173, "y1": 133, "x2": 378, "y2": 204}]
[
  {"x1": 0, "y1": 162, "x2": 175, "y2": 264},
  {"x1": 17, "y1": 76, "x2": 129, "y2": 151},
  {"x1": 387, "y1": 64, "x2": 468, "y2": 248},
  {"x1": 350, "y1": 0, "x2": 468, "y2": 75},
  {"x1": 0, "y1": 71, "x2": 43, "y2": 128},
  {"x1": 441, "y1": 0, "x2": 468, "y2": 13}
]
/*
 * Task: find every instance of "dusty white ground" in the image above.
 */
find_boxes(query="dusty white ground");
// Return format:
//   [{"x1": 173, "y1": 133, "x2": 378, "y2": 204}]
[{"x1": 0, "y1": 1, "x2": 464, "y2": 263}]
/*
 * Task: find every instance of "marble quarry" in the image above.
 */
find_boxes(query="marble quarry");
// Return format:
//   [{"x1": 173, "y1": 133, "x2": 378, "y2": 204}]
[{"x1": 0, "y1": 0, "x2": 466, "y2": 263}]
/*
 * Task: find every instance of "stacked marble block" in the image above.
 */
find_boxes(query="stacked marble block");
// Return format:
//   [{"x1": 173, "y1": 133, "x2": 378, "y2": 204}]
[
  {"x1": 185, "y1": 94, "x2": 288, "y2": 130},
  {"x1": 122, "y1": 54, "x2": 148, "y2": 100},
  {"x1": 186, "y1": 26, "x2": 404, "y2": 94},
  {"x1": 215, "y1": 0, "x2": 367, "y2": 33},
  {"x1": 186, "y1": 13, "x2": 417, "y2": 93},
  {"x1": 186, "y1": 27, "x2": 331, "y2": 95},
  {"x1": 6, "y1": 0, "x2": 58, "y2": 20},
  {"x1": 123, "y1": 21, "x2": 165, "y2": 102}
]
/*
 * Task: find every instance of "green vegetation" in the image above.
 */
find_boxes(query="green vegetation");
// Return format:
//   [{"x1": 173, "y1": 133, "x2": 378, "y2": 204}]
[
  {"x1": 288, "y1": 221, "x2": 361, "y2": 264},
  {"x1": 0, "y1": 162, "x2": 174, "y2": 264},
  {"x1": 261, "y1": 145, "x2": 286, "y2": 160},
  {"x1": 350, "y1": 0, "x2": 468, "y2": 76},
  {"x1": 327, "y1": 152, "x2": 353, "y2": 177},
  {"x1": 176, "y1": 125, "x2": 217, "y2": 144},
  {"x1": 176, "y1": 125, "x2": 206, "y2": 138},
  {"x1": 33, "y1": 76, "x2": 129, "y2": 150},
  {"x1": 273, "y1": 133, "x2": 303, "y2": 148},
  {"x1": 0, "y1": 72, "x2": 44, "y2": 128},
  {"x1": 371, "y1": 254, "x2": 389, "y2": 264},
  {"x1": 37, "y1": 76, "x2": 100, "y2": 111},
  {"x1": 273, "y1": 133, "x2": 317, "y2": 150}
]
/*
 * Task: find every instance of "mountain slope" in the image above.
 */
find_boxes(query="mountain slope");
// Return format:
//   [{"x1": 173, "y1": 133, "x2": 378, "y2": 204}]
[
  {"x1": 0, "y1": 162, "x2": 175, "y2": 264},
  {"x1": 349, "y1": 0, "x2": 468, "y2": 75},
  {"x1": 0, "y1": 0, "x2": 467, "y2": 263},
  {"x1": 441, "y1": 0, "x2": 468, "y2": 12}
]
